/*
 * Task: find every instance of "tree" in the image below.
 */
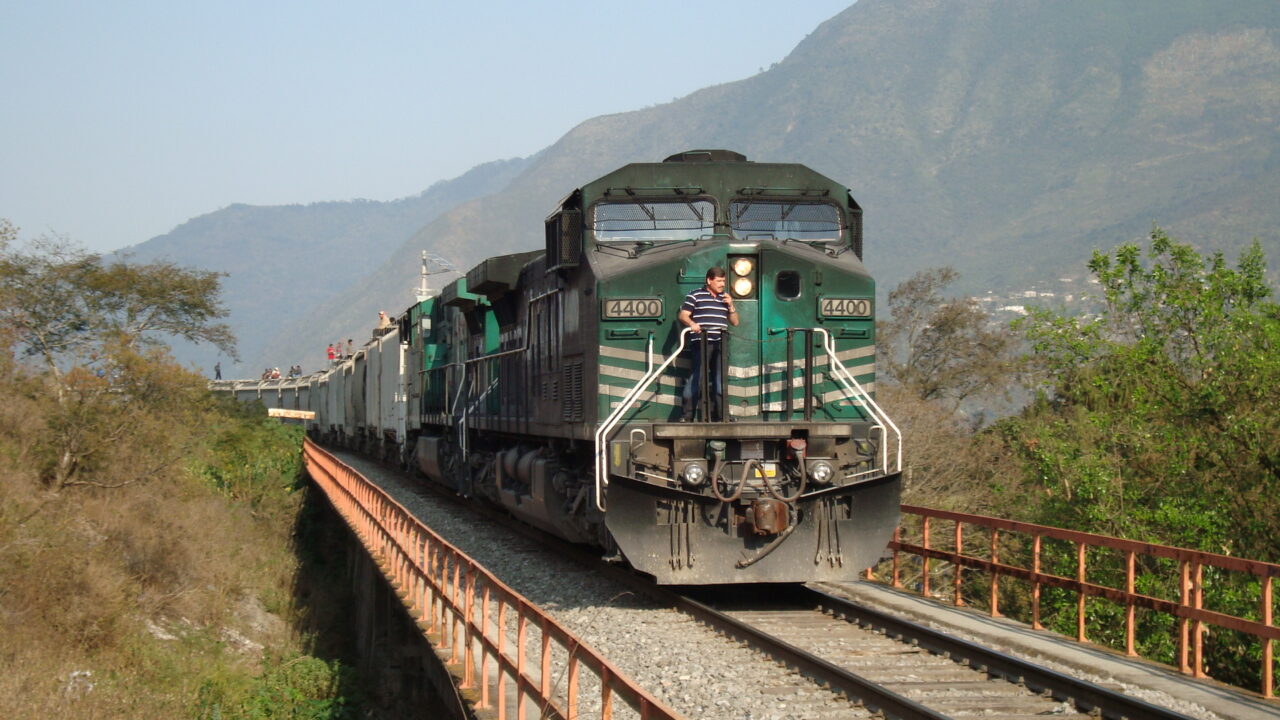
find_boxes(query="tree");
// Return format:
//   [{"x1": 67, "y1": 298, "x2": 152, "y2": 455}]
[
  {"x1": 1005, "y1": 227, "x2": 1280, "y2": 558},
  {"x1": 877, "y1": 267, "x2": 1017, "y2": 411},
  {"x1": 998, "y1": 229, "x2": 1280, "y2": 687},
  {"x1": 0, "y1": 223, "x2": 237, "y2": 489},
  {"x1": 0, "y1": 231, "x2": 235, "y2": 372}
]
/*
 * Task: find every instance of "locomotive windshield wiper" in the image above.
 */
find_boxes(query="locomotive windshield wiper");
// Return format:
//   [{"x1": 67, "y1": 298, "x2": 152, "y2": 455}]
[{"x1": 593, "y1": 235, "x2": 705, "y2": 259}]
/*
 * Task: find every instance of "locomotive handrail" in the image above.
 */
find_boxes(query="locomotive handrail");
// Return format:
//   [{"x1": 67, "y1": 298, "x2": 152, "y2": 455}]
[
  {"x1": 593, "y1": 328, "x2": 693, "y2": 512},
  {"x1": 455, "y1": 287, "x2": 561, "y2": 462},
  {"x1": 813, "y1": 328, "x2": 902, "y2": 476},
  {"x1": 462, "y1": 287, "x2": 562, "y2": 366}
]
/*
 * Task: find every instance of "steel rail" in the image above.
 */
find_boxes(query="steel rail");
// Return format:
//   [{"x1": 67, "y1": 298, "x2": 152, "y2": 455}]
[
  {"x1": 658, "y1": 591, "x2": 951, "y2": 720},
  {"x1": 798, "y1": 585, "x2": 1197, "y2": 720}
]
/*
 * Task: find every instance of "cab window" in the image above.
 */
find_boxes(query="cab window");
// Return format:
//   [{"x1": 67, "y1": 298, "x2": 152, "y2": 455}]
[
  {"x1": 592, "y1": 200, "x2": 715, "y2": 242},
  {"x1": 730, "y1": 201, "x2": 842, "y2": 243}
]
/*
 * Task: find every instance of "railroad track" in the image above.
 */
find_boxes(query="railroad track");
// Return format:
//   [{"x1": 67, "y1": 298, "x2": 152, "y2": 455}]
[
  {"x1": 666, "y1": 583, "x2": 1198, "y2": 720},
  {"x1": 330, "y1": 449, "x2": 1201, "y2": 720},
  {"x1": 495, "y1": 510, "x2": 1200, "y2": 719}
]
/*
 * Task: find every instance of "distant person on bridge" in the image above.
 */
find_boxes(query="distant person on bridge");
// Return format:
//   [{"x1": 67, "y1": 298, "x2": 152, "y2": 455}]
[
  {"x1": 377, "y1": 310, "x2": 391, "y2": 330},
  {"x1": 346, "y1": 339, "x2": 354, "y2": 357},
  {"x1": 214, "y1": 361, "x2": 221, "y2": 380},
  {"x1": 326, "y1": 344, "x2": 335, "y2": 363}
]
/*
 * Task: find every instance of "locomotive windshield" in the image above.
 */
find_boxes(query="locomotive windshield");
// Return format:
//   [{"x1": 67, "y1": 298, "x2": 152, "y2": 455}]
[
  {"x1": 592, "y1": 200, "x2": 715, "y2": 242},
  {"x1": 730, "y1": 200, "x2": 843, "y2": 243}
]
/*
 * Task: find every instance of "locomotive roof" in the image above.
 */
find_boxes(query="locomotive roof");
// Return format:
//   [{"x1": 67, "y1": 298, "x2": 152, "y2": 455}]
[{"x1": 580, "y1": 150, "x2": 851, "y2": 202}]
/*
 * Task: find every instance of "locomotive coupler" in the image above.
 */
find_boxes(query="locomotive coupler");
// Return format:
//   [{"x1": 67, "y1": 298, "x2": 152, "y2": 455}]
[{"x1": 747, "y1": 498, "x2": 789, "y2": 536}]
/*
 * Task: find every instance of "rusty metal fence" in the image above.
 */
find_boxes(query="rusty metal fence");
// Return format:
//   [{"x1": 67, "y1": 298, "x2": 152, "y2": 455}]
[
  {"x1": 303, "y1": 439, "x2": 684, "y2": 720},
  {"x1": 871, "y1": 504, "x2": 1280, "y2": 699}
]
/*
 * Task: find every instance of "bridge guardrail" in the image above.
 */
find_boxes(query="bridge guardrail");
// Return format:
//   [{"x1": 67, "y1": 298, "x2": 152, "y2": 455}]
[
  {"x1": 871, "y1": 505, "x2": 1280, "y2": 699},
  {"x1": 303, "y1": 438, "x2": 684, "y2": 720}
]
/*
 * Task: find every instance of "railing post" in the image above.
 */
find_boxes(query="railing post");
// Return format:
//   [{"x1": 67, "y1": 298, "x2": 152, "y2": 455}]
[
  {"x1": 921, "y1": 516, "x2": 932, "y2": 598},
  {"x1": 989, "y1": 529, "x2": 999, "y2": 617},
  {"x1": 1032, "y1": 534, "x2": 1042, "y2": 630},
  {"x1": 601, "y1": 666, "x2": 614, "y2": 720},
  {"x1": 1193, "y1": 562, "x2": 1205, "y2": 678},
  {"x1": 540, "y1": 617, "x2": 551, "y2": 698},
  {"x1": 1264, "y1": 575, "x2": 1274, "y2": 699},
  {"x1": 567, "y1": 652, "x2": 580, "y2": 720},
  {"x1": 497, "y1": 600, "x2": 508, "y2": 719},
  {"x1": 480, "y1": 585, "x2": 492, "y2": 709},
  {"x1": 462, "y1": 569, "x2": 476, "y2": 689},
  {"x1": 517, "y1": 611, "x2": 528, "y2": 720},
  {"x1": 953, "y1": 520, "x2": 964, "y2": 606},
  {"x1": 1125, "y1": 550, "x2": 1137, "y2": 657},
  {"x1": 1076, "y1": 541, "x2": 1087, "y2": 643},
  {"x1": 1179, "y1": 560, "x2": 1191, "y2": 674},
  {"x1": 450, "y1": 558, "x2": 463, "y2": 664}
]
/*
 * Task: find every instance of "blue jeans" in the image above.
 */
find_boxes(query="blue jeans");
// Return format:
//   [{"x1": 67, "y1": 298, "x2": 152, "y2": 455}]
[{"x1": 682, "y1": 339, "x2": 723, "y2": 421}]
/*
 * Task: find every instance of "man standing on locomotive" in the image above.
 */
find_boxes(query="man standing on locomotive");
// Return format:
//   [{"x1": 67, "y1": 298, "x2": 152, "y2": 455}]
[{"x1": 678, "y1": 266, "x2": 739, "y2": 422}]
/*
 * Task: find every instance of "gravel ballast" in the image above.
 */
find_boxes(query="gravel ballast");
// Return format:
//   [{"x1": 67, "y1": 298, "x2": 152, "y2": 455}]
[{"x1": 328, "y1": 450, "x2": 870, "y2": 720}]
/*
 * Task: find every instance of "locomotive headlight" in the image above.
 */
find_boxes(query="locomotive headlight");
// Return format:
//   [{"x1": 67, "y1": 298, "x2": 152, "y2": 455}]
[
  {"x1": 807, "y1": 459, "x2": 835, "y2": 486},
  {"x1": 681, "y1": 461, "x2": 708, "y2": 487},
  {"x1": 732, "y1": 257, "x2": 754, "y2": 277},
  {"x1": 732, "y1": 277, "x2": 754, "y2": 297}
]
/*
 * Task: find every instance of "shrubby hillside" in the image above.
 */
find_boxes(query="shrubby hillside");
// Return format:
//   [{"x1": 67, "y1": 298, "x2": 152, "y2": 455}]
[{"x1": 0, "y1": 223, "x2": 359, "y2": 716}]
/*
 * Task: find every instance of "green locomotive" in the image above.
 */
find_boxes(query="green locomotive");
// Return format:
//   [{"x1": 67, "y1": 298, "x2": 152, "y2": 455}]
[{"x1": 402, "y1": 149, "x2": 901, "y2": 584}]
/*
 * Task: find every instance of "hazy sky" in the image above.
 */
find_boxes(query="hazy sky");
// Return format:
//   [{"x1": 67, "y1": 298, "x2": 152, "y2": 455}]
[{"x1": 2, "y1": 1, "x2": 854, "y2": 253}]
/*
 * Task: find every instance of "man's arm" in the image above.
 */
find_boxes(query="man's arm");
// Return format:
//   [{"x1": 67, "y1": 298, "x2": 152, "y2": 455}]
[{"x1": 678, "y1": 308, "x2": 700, "y2": 334}]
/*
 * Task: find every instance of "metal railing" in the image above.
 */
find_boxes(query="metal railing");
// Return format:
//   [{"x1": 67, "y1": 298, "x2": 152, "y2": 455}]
[
  {"x1": 814, "y1": 328, "x2": 901, "y2": 478},
  {"x1": 303, "y1": 439, "x2": 684, "y2": 720},
  {"x1": 594, "y1": 328, "x2": 692, "y2": 512},
  {"x1": 873, "y1": 505, "x2": 1280, "y2": 699}
]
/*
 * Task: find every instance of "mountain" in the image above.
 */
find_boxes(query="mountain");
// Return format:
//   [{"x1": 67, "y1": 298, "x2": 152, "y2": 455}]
[
  {"x1": 268, "y1": 0, "x2": 1279, "y2": 371},
  {"x1": 120, "y1": 156, "x2": 531, "y2": 374},
  {"x1": 135, "y1": 0, "x2": 1280, "y2": 374}
]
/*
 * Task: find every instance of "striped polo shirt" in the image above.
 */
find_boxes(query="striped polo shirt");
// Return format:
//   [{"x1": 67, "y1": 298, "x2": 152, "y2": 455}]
[{"x1": 681, "y1": 287, "x2": 731, "y2": 341}]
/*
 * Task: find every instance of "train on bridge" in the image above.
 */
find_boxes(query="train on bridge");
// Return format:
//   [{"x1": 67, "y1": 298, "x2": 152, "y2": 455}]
[{"x1": 222, "y1": 150, "x2": 902, "y2": 584}]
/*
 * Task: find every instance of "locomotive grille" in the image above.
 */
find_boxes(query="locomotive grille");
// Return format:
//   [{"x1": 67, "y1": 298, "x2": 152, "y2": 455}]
[
  {"x1": 559, "y1": 209, "x2": 581, "y2": 266},
  {"x1": 561, "y1": 360, "x2": 583, "y2": 422}
]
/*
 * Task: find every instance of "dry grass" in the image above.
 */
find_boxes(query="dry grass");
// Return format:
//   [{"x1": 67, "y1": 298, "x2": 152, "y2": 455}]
[
  {"x1": 0, "y1": 358, "x2": 348, "y2": 718},
  {"x1": 880, "y1": 384, "x2": 1016, "y2": 511}
]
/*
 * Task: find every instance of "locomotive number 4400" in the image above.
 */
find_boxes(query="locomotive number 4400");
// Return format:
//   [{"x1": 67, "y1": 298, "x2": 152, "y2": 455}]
[
  {"x1": 819, "y1": 297, "x2": 872, "y2": 318},
  {"x1": 603, "y1": 298, "x2": 664, "y2": 319}
]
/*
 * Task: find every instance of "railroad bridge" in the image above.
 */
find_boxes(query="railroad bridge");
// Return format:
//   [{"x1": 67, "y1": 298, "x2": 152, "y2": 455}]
[{"x1": 220, "y1": 378, "x2": 1280, "y2": 720}]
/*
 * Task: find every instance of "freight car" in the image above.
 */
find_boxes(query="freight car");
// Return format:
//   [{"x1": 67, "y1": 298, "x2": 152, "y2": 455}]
[{"x1": 256, "y1": 150, "x2": 901, "y2": 584}]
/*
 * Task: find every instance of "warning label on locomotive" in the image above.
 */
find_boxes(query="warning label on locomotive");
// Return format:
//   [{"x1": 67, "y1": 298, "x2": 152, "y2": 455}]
[
  {"x1": 818, "y1": 297, "x2": 872, "y2": 318},
  {"x1": 603, "y1": 297, "x2": 664, "y2": 319}
]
